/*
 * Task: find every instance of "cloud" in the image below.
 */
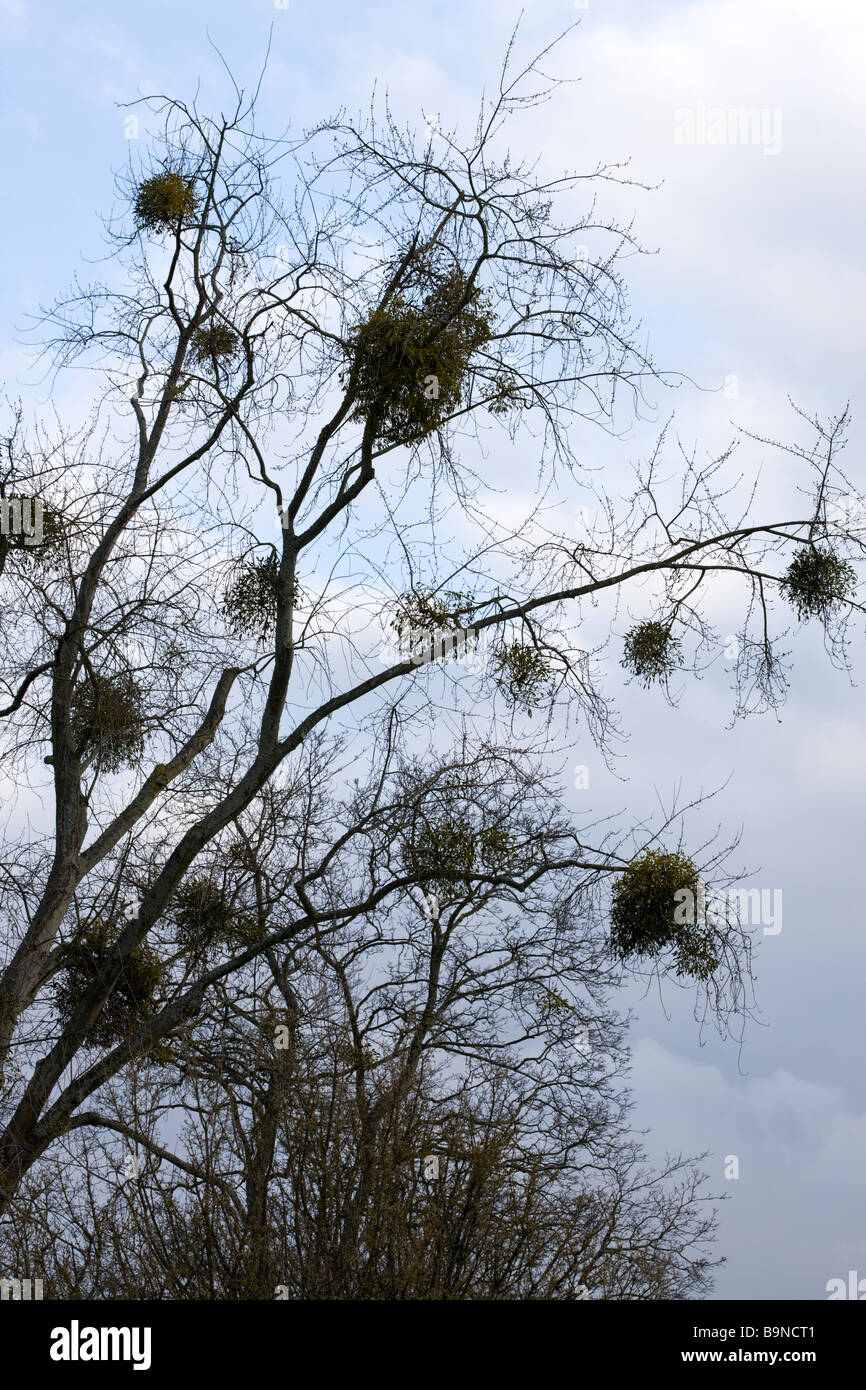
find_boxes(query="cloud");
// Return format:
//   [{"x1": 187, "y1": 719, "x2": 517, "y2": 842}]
[{"x1": 631, "y1": 1037, "x2": 866, "y2": 1299}]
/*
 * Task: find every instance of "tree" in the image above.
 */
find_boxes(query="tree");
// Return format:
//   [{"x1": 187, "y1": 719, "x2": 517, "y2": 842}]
[
  {"x1": 0, "y1": 32, "x2": 862, "y2": 1222},
  {"x1": 0, "y1": 757, "x2": 721, "y2": 1299}
]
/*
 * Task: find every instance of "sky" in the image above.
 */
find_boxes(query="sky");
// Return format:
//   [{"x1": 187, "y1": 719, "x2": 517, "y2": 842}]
[{"x1": 1, "y1": 0, "x2": 865, "y2": 1300}]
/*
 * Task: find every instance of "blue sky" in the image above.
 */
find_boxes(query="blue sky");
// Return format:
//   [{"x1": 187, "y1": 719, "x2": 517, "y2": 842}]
[{"x1": 2, "y1": 0, "x2": 865, "y2": 1299}]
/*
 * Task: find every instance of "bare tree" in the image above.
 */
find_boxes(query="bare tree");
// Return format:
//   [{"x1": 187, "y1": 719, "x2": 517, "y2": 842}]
[
  {"x1": 1, "y1": 754, "x2": 721, "y2": 1299},
  {"x1": 0, "y1": 31, "x2": 862, "y2": 1221}
]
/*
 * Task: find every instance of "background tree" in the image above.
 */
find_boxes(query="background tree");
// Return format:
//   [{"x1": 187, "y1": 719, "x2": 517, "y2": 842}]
[{"x1": 0, "y1": 754, "x2": 722, "y2": 1299}]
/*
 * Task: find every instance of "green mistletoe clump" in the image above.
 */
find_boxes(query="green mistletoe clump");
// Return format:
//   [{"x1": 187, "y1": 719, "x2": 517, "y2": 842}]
[
  {"x1": 70, "y1": 673, "x2": 146, "y2": 772},
  {"x1": 222, "y1": 553, "x2": 282, "y2": 643},
  {"x1": 133, "y1": 170, "x2": 200, "y2": 233},
  {"x1": 54, "y1": 917, "x2": 163, "y2": 1050},
  {"x1": 404, "y1": 816, "x2": 514, "y2": 899},
  {"x1": 782, "y1": 545, "x2": 856, "y2": 621},
  {"x1": 492, "y1": 642, "x2": 553, "y2": 713},
  {"x1": 621, "y1": 620, "x2": 682, "y2": 687},
  {"x1": 391, "y1": 589, "x2": 475, "y2": 639},
  {"x1": 190, "y1": 323, "x2": 239, "y2": 367},
  {"x1": 609, "y1": 848, "x2": 719, "y2": 981},
  {"x1": 172, "y1": 874, "x2": 262, "y2": 957},
  {"x1": 347, "y1": 258, "x2": 496, "y2": 445}
]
